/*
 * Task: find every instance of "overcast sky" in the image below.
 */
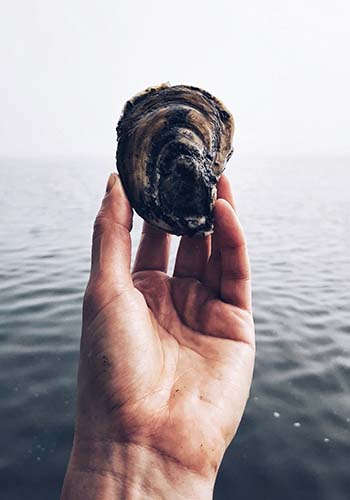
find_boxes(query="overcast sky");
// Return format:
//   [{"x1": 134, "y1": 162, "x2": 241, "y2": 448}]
[{"x1": 1, "y1": 0, "x2": 349, "y2": 158}]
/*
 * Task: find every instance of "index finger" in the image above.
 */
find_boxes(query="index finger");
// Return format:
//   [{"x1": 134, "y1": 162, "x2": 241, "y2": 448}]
[{"x1": 133, "y1": 222, "x2": 171, "y2": 273}]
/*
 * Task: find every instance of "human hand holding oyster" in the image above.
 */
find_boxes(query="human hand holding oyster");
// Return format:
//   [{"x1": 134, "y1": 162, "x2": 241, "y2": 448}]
[{"x1": 61, "y1": 86, "x2": 255, "y2": 500}]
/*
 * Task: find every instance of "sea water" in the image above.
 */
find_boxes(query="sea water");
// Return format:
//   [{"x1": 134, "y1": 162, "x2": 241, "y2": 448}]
[{"x1": 0, "y1": 156, "x2": 349, "y2": 500}]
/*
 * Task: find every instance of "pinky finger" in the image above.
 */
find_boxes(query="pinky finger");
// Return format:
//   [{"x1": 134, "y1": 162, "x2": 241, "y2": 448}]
[{"x1": 215, "y1": 199, "x2": 252, "y2": 311}]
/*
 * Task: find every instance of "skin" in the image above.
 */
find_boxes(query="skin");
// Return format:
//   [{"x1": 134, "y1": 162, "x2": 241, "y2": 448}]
[{"x1": 61, "y1": 173, "x2": 255, "y2": 499}]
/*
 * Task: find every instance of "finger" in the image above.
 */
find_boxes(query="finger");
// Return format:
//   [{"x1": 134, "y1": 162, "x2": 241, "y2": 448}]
[
  {"x1": 133, "y1": 222, "x2": 171, "y2": 273},
  {"x1": 173, "y1": 234, "x2": 211, "y2": 280},
  {"x1": 217, "y1": 174, "x2": 235, "y2": 210},
  {"x1": 89, "y1": 173, "x2": 133, "y2": 294},
  {"x1": 214, "y1": 198, "x2": 251, "y2": 310},
  {"x1": 203, "y1": 239, "x2": 221, "y2": 294},
  {"x1": 203, "y1": 175, "x2": 235, "y2": 292}
]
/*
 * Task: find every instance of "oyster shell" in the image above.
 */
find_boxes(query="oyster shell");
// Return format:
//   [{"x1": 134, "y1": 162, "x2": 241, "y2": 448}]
[{"x1": 116, "y1": 83, "x2": 234, "y2": 236}]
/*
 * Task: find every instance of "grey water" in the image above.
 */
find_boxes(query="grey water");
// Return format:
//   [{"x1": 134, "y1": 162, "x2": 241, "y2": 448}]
[{"x1": 0, "y1": 156, "x2": 349, "y2": 500}]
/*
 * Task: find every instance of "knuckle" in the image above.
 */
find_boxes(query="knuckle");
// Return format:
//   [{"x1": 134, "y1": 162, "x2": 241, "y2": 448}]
[
  {"x1": 93, "y1": 214, "x2": 111, "y2": 239},
  {"x1": 83, "y1": 281, "x2": 104, "y2": 318},
  {"x1": 93, "y1": 213, "x2": 130, "y2": 243},
  {"x1": 83, "y1": 285, "x2": 96, "y2": 316},
  {"x1": 221, "y1": 268, "x2": 250, "y2": 281}
]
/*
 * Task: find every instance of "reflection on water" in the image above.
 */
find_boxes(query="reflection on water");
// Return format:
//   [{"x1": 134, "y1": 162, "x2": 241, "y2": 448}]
[{"x1": 0, "y1": 156, "x2": 349, "y2": 499}]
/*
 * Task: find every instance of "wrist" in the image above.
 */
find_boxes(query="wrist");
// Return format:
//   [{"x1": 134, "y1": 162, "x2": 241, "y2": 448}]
[{"x1": 61, "y1": 438, "x2": 215, "y2": 500}]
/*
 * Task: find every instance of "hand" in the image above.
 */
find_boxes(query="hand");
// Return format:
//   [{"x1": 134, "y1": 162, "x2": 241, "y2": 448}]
[{"x1": 61, "y1": 173, "x2": 255, "y2": 500}]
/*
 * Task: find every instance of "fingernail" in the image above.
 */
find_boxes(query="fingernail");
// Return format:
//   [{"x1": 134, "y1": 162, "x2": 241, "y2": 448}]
[{"x1": 106, "y1": 173, "x2": 117, "y2": 193}]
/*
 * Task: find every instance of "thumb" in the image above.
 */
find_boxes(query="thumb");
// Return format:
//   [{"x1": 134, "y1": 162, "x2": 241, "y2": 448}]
[{"x1": 89, "y1": 173, "x2": 133, "y2": 295}]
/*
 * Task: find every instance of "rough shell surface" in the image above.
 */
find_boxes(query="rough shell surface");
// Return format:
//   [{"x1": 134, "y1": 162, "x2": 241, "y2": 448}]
[{"x1": 116, "y1": 83, "x2": 234, "y2": 236}]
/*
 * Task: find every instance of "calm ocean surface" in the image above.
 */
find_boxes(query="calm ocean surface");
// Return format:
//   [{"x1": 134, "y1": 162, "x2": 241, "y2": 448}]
[{"x1": 0, "y1": 156, "x2": 349, "y2": 500}]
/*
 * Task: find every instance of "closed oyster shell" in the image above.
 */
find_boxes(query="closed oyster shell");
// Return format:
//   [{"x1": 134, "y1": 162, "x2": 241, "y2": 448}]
[{"x1": 116, "y1": 83, "x2": 234, "y2": 236}]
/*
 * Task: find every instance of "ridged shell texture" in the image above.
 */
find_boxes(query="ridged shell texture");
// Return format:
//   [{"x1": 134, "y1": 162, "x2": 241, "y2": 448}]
[{"x1": 116, "y1": 84, "x2": 234, "y2": 236}]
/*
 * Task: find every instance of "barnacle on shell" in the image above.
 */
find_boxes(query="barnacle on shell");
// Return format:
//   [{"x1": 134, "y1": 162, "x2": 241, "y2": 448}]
[{"x1": 116, "y1": 83, "x2": 234, "y2": 236}]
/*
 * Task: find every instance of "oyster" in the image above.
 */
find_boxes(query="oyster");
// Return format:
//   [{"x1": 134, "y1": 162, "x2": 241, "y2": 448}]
[{"x1": 116, "y1": 83, "x2": 234, "y2": 236}]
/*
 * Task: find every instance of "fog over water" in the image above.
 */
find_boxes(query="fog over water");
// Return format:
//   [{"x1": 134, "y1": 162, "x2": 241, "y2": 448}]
[{"x1": 1, "y1": 0, "x2": 350, "y2": 158}]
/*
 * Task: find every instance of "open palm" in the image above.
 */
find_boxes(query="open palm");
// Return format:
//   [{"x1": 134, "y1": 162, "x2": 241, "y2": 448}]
[{"x1": 75, "y1": 173, "x2": 255, "y2": 486}]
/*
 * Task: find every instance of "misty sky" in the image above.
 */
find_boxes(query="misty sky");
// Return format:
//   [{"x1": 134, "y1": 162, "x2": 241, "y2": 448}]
[{"x1": 1, "y1": 0, "x2": 349, "y2": 158}]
